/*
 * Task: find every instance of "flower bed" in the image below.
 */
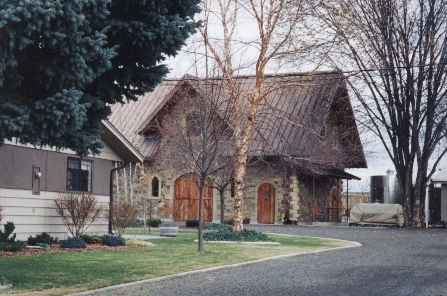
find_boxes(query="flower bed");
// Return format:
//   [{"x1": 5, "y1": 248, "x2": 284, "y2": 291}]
[{"x1": 1, "y1": 243, "x2": 139, "y2": 257}]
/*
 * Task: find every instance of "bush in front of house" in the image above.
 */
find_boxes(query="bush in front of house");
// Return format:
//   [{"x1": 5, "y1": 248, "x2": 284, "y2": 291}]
[
  {"x1": 134, "y1": 218, "x2": 162, "y2": 228},
  {"x1": 61, "y1": 237, "x2": 87, "y2": 249},
  {"x1": 0, "y1": 222, "x2": 25, "y2": 252},
  {"x1": 186, "y1": 219, "x2": 199, "y2": 228},
  {"x1": 53, "y1": 192, "x2": 104, "y2": 237},
  {"x1": 79, "y1": 234, "x2": 102, "y2": 244},
  {"x1": 203, "y1": 223, "x2": 232, "y2": 231},
  {"x1": 223, "y1": 219, "x2": 233, "y2": 225},
  {"x1": 113, "y1": 201, "x2": 139, "y2": 236},
  {"x1": 134, "y1": 219, "x2": 144, "y2": 227},
  {"x1": 148, "y1": 218, "x2": 162, "y2": 227},
  {"x1": 27, "y1": 232, "x2": 53, "y2": 246},
  {"x1": 0, "y1": 241, "x2": 25, "y2": 252},
  {"x1": 102, "y1": 235, "x2": 126, "y2": 246},
  {"x1": 203, "y1": 228, "x2": 271, "y2": 242}
]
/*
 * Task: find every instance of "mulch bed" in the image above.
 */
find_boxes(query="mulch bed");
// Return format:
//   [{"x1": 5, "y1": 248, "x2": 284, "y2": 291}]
[{"x1": 1, "y1": 243, "x2": 140, "y2": 257}]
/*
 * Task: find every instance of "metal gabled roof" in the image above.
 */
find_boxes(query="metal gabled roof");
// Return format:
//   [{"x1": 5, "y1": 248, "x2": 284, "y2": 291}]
[{"x1": 108, "y1": 72, "x2": 366, "y2": 168}]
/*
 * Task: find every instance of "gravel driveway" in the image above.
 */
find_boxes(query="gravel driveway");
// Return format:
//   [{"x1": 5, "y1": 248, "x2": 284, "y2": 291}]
[{"x1": 85, "y1": 225, "x2": 447, "y2": 296}]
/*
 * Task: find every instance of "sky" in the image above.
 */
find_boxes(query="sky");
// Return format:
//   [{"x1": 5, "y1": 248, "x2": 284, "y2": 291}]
[{"x1": 161, "y1": 5, "x2": 447, "y2": 193}]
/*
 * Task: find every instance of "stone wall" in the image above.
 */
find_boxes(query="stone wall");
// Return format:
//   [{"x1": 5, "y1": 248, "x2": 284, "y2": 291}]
[
  {"x1": 113, "y1": 160, "x2": 346, "y2": 224},
  {"x1": 242, "y1": 164, "x2": 286, "y2": 224},
  {"x1": 291, "y1": 174, "x2": 342, "y2": 222}
]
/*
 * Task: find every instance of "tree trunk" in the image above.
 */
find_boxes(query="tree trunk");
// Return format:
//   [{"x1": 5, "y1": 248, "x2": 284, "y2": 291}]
[
  {"x1": 198, "y1": 176, "x2": 205, "y2": 252},
  {"x1": 412, "y1": 167, "x2": 428, "y2": 228},
  {"x1": 403, "y1": 171, "x2": 414, "y2": 227},
  {"x1": 220, "y1": 188, "x2": 225, "y2": 224},
  {"x1": 233, "y1": 86, "x2": 262, "y2": 232},
  {"x1": 233, "y1": 153, "x2": 246, "y2": 232}
]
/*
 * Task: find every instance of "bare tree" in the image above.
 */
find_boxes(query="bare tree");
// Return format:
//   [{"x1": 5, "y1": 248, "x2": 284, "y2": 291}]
[
  {"x1": 54, "y1": 192, "x2": 104, "y2": 237},
  {"x1": 193, "y1": 0, "x2": 318, "y2": 232},
  {"x1": 318, "y1": 0, "x2": 447, "y2": 227},
  {"x1": 159, "y1": 79, "x2": 238, "y2": 252},
  {"x1": 112, "y1": 201, "x2": 139, "y2": 236},
  {"x1": 208, "y1": 160, "x2": 234, "y2": 224}
]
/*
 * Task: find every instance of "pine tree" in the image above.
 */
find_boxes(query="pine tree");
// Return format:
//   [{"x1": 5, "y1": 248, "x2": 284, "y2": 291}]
[{"x1": 0, "y1": 0, "x2": 200, "y2": 156}]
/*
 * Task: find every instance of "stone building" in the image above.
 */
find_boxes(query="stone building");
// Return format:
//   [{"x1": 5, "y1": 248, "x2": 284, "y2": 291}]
[{"x1": 109, "y1": 72, "x2": 367, "y2": 224}]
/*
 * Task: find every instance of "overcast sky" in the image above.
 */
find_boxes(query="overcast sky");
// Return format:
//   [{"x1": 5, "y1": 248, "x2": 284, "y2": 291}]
[{"x1": 163, "y1": 21, "x2": 447, "y2": 193}]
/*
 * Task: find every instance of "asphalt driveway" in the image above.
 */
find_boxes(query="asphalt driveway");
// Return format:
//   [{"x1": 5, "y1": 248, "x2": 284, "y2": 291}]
[{"x1": 87, "y1": 225, "x2": 447, "y2": 296}]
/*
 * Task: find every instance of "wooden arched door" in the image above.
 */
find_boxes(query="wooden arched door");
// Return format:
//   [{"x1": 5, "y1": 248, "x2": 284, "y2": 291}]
[
  {"x1": 174, "y1": 173, "x2": 213, "y2": 222},
  {"x1": 257, "y1": 183, "x2": 275, "y2": 224}
]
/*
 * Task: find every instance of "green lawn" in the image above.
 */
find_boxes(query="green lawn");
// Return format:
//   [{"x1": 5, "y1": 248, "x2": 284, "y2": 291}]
[{"x1": 0, "y1": 232, "x2": 353, "y2": 296}]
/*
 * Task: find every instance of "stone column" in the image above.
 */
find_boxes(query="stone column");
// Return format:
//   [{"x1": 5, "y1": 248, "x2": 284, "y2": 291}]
[{"x1": 289, "y1": 174, "x2": 300, "y2": 220}]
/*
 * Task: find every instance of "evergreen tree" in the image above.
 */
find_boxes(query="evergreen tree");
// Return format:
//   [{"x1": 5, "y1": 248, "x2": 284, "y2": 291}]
[{"x1": 0, "y1": 0, "x2": 200, "y2": 156}]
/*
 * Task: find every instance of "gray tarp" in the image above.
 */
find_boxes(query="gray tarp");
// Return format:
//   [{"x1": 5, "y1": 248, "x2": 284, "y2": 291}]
[{"x1": 349, "y1": 203, "x2": 404, "y2": 226}]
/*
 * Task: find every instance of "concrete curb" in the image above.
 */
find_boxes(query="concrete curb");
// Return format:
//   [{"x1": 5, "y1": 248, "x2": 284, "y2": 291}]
[
  {"x1": 193, "y1": 239, "x2": 281, "y2": 245},
  {"x1": 67, "y1": 235, "x2": 361, "y2": 296},
  {"x1": 0, "y1": 284, "x2": 12, "y2": 291}
]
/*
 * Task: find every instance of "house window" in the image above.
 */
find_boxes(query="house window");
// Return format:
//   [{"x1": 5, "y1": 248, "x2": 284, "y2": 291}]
[
  {"x1": 67, "y1": 158, "x2": 92, "y2": 191},
  {"x1": 152, "y1": 177, "x2": 159, "y2": 197}
]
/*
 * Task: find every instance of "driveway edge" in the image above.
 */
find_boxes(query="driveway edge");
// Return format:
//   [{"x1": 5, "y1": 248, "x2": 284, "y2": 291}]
[{"x1": 67, "y1": 236, "x2": 361, "y2": 296}]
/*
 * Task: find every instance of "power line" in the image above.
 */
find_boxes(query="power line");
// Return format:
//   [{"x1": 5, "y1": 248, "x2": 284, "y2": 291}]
[{"x1": 162, "y1": 62, "x2": 447, "y2": 82}]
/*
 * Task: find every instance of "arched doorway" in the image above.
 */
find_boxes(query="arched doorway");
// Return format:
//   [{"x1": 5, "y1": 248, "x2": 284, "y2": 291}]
[
  {"x1": 257, "y1": 183, "x2": 275, "y2": 224},
  {"x1": 174, "y1": 173, "x2": 213, "y2": 222}
]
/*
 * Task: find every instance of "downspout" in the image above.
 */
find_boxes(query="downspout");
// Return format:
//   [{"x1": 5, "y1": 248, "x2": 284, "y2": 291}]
[{"x1": 109, "y1": 163, "x2": 129, "y2": 234}]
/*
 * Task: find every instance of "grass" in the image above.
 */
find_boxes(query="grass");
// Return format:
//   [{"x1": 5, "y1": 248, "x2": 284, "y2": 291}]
[{"x1": 0, "y1": 231, "x2": 354, "y2": 296}]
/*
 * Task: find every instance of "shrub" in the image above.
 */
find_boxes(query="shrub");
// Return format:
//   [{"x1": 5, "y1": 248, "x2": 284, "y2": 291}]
[
  {"x1": 36, "y1": 243, "x2": 51, "y2": 249},
  {"x1": 134, "y1": 218, "x2": 162, "y2": 228},
  {"x1": 113, "y1": 201, "x2": 139, "y2": 236},
  {"x1": 223, "y1": 219, "x2": 233, "y2": 225},
  {"x1": 148, "y1": 218, "x2": 162, "y2": 227},
  {"x1": 134, "y1": 219, "x2": 144, "y2": 227},
  {"x1": 203, "y1": 229, "x2": 271, "y2": 242},
  {"x1": 0, "y1": 222, "x2": 25, "y2": 252},
  {"x1": 27, "y1": 232, "x2": 53, "y2": 246},
  {"x1": 203, "y1": 223, "x2": 232, "y2": 231},
  {"x1": 0, "y1": 241, "x2": 25, "y2": 252},
  {"x1": 0, "y1": 222, "x2": 16, "y2": 243},
  {"x1": 186, "y1": 219, "x2": 199, "y2": 228},
  {"x1": 79, "y1": 234, "x2": 102, "y2": 244},
  {"x1": 53, "y1": 192, "x2": 104, "y2": 237},
  {"x1": 61, "y1": 237, "x2": 87, "y2": 249},
  {"x1": 102, "y1": 235, "x2": 126, "y2": 246}
]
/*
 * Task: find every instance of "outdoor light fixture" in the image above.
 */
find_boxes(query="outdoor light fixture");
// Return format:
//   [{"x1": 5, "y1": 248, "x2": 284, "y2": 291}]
[{"x1": 34, "y1": 171, "x2": 42, "y2": 180}]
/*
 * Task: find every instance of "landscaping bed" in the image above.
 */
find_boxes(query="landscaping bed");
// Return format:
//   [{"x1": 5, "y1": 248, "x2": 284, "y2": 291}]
[{"x1": 1, "y1": 243, "x2": 139, "y2": 257}]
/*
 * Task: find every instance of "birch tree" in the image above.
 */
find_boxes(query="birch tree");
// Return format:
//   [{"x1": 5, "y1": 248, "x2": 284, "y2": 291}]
[{"x1": 196, "y1": 0, "x2": 313, "y2": 231}]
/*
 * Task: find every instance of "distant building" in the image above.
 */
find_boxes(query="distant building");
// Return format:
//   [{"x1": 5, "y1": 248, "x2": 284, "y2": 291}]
[{"x1": 370, "y1": 170, "x2": 401, "y2": 204}]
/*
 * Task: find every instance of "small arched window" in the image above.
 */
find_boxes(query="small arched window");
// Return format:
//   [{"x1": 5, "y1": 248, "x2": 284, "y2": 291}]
[{"x1": 152, "y1": 177, "x2": 159, "y2": 197}]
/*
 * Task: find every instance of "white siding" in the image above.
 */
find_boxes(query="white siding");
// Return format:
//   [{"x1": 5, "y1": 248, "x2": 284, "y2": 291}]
[{"x1": 0, "y1": 188, "x2": 109, "y2": 240}]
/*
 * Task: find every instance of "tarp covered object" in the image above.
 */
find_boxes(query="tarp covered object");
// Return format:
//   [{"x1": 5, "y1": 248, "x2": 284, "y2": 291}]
[{"x1": 349, "y1": 203, "x2": 404, "y2": 226}]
